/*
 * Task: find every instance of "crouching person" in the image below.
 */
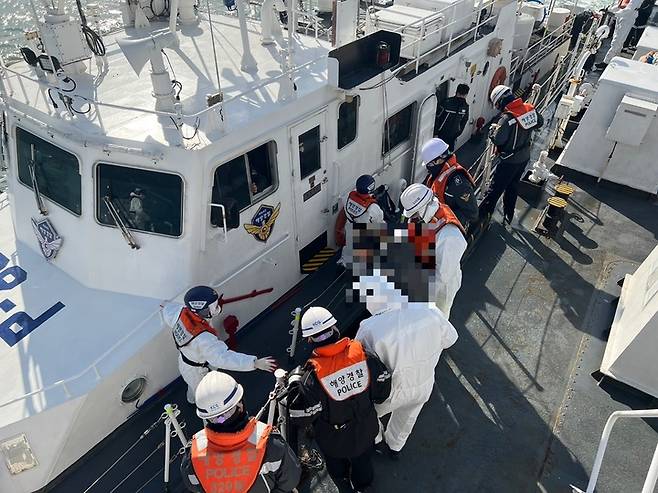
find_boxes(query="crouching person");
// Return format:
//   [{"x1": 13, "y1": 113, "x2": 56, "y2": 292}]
[
  {"x1": 181, "y1": 371, "x2": 301, "y2": 493},
  {"x1": 287, "y1": 307, "x2": 391, "y2": 493}
]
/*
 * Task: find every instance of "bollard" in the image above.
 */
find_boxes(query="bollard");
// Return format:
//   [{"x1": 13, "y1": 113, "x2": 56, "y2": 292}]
[
  {"x1": 542, "y1": 196, "x2": 567, "y2": 233},
  {"x1": 554, "y1": 183, "x2": 574, "y2": 201}
]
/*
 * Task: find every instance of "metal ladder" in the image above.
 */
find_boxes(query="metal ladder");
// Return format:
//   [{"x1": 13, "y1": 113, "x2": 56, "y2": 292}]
[{"x1": 572, "y1": 409, "x2": 658, "y2": 493}]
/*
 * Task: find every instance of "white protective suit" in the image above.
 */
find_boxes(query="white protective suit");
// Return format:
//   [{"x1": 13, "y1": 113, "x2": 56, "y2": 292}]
[
  {"x1": 355, "y1": 274, "x2": 458, "y2": 452},
  {"x1": 435, "y1": 223, "x2": 467, "y2": 318},
  {"x1": 603, "y1": 0, "x2": 644, "y2": 63},
  {"x1": 162, "y1": 303, "x2": 257, "y2": 404}
]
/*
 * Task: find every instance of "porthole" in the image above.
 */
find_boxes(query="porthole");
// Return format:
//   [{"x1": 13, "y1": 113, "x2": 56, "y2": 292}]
[{"x1": 121, "y1": 377, "x2": 147, "y2": 403}]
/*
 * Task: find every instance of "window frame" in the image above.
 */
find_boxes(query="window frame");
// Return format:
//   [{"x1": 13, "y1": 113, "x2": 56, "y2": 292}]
[
  {"x1": 382, "y1": 102, "x2": 416, "y2": 156},
  {"x1": 337, "y1": 96, "x2": 360, "y2": 151},
  {"x1": 14, "y1": 125, "x2": 83, "y2": 216},
  {"x1": 93, "y1": 161, "x2": 186, "y2": 239},
  {"x1": 210, "y1": 140, "x2": 279, "y2": 226}
]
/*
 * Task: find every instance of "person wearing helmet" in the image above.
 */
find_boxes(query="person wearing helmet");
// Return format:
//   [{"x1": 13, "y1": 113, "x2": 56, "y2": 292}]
[
  {"x1": 336, "y1": 175, "x2": 385, "y2": 265},
  {"x1": 353, "y1": 239, "x2": 458, "y2": 459},
  {"x1": 162, "y1": 286, "x2": 277, "y2": 404},
  {"x1": 400, "y1": 183, "x2": 467, "y2": 318},
  {"x1": 479, "y1": 84, "x2": 544, "y2": 226},
  {"x1": 181, "y1": 371, "x2": 301, "y2": 493},
  {"x1": 434, "y1": 83, "x2": 470, "y2": 151},
  {"x1": 287, "y1": 307, "x2": 391, "y2": 492},
  {"x1": 421, "y1": 137, "x2": 478, "y2": 227}
]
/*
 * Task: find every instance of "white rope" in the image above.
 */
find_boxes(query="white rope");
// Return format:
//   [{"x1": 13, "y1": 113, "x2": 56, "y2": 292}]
[{"x1": 206, "y1": 0, "x2": 223, "y2": 96}]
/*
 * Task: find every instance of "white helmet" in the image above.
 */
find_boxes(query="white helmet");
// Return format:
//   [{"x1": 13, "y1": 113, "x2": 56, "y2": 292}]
[
  {"x1": 301, "y1": 306, "x2": 337, "y2": 338},
  {"x1": 421, "y1": 138, "x2": 450, "y2": 164},
  {"x1": 490, "y1": 84, "x2": 512, "y2": 108},
  {"x1": 400, "y1": 183, "x2": 439, "y2": 223},
  {"x1": 195, "y1": 371, "x2": 244, "y2": 420}
]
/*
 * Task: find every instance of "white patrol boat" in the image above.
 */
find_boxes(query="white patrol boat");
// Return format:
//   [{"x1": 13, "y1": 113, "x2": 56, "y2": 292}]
[{"x1": 0, "y1": 0, "x2": 639, "y2": 491}]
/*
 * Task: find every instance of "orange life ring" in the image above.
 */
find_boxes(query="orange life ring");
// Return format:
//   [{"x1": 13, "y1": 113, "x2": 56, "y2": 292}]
[{"x1": 489, "y1": 66, "x2": 508, "y2": 101}]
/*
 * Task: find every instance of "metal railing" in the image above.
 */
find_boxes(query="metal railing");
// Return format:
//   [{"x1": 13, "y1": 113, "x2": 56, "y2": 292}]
[
  {"x1": 368, "y1": 0, "x2": 500, "y2": 72},
  {"x1": 573, "y1": 409, "x2": 658, "y2": 493}
]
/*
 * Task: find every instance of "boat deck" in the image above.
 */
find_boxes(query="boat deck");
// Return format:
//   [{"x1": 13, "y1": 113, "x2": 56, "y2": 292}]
[{"x1": 47, "y1": 141, "x2": 658, "y2": 493}]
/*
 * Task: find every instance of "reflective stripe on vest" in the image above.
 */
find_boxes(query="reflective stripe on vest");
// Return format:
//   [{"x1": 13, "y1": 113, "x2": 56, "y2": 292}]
[
  {"x1": 430, "y1": 203, "x2": 466, "y2": 237},
  {"x1": 191, "y1": 418, "x2": 272, "y2": 493},
  {"x1": 172, "y1": 307, "x2": 218, "y2": 349},
  {"x1": 344, "y1": 191, "x2": 378, "y2": 223},
  {"x1": 424, "y1": 156, "x2": 475, "y2": 204},
  {"x1": 309, "y1": 338, "x2": 370, "y2": 402}
]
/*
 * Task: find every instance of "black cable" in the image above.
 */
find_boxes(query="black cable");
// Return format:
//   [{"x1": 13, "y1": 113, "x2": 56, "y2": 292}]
[
  {"x1": 82, "y1": 25, "x2": 106, "y2": 56},
  {"x1": 75, "y1": 0, "x2": 87, "y2": 25},
  {"x1": 162, "y1": 50, "x2": 183, "y2": 100},
  {"x1": 59, "y1": 75, "x2": 77, "y2": 92},
  {"x1": 169, "y1": 116, "x2": 200, "y2": 140}
]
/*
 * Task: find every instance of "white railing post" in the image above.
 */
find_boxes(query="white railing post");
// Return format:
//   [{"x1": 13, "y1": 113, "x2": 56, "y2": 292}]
[
  {"x1": 641, "y1": 443, "x2": 658, "y2": 493},
  {"x1": 287, "y1": 307, "x2": 302, "y2": 358}
]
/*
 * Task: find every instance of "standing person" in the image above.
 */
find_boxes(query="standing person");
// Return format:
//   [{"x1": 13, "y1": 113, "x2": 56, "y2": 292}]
[
  {"x1": 623, "y1": 0, "x2": 654, "y2": 50},
  {"x1": 596, "y1": 0, "x2": 644, "y2": 69},
  {"x1": 478, "y1": 85, "x2": 544, "y2": 226},
  {"x1": 354, "y1": 268, "x2": 458, "y2": 459},
  {"x1": 181, "y1": 371, "x2": 301, "y2": 493},
  {"x1": 434, "y1": 83, "x2": 470, "y2": 151},
  {"x1": 400, "y1": 183, "x2": 466, "y2": 318},
  {"x1": 336, "y1": 175, "x2": 385, "y2": 260},
  {"x1": 162, "y1": 285, "x2": 277, "y2": 404},
  {"x1": 287, "y1": 307, "x2": 392, "y2": 492},
  {"x1": 421, "y1": 137, "x2": 479, "y2": 227}
]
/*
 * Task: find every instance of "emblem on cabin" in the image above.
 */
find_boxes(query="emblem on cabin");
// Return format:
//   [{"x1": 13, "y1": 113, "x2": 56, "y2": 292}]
[
  {"x1": 31, "y1": 217, "x2": 63, "y2": 260},
  {"x1": 243, "y1": 203, "x2": 281, "y2": 242}
]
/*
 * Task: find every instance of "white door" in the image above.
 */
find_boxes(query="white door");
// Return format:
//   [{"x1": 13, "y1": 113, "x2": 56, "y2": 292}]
[{"x1": 290, "y1": 113, "x2": 330, "y2": 261}]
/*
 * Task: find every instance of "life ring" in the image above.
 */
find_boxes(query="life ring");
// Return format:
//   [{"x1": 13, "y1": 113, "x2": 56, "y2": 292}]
[{"x1": 488, "y1": 66, "x2": 508, "y2": 101}]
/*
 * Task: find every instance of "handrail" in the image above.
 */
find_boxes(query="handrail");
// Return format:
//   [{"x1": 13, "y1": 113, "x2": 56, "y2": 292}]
[
  {"x1": 577, "y1": 409, "x2": 658, "y2": 493},
  {"x1": 0, "y1": 54, "x2": 326, "y2": 124}
]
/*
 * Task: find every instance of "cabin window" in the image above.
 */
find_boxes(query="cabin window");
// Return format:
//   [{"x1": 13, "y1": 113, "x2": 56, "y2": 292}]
[
  {"x1": 16, "y1": 127, "x2": 81, "y2": 215},
  {"x1": 383, "y1": 103, "x2": 414, "y2": 154},
  {"x1": 298, "y1": 126, "x2": 322, "y2": 179},
  {"x1": 96, "y1": 163, "x2": 183, "y2": 237},
  {"x1": 211, "y1": 141, "x2": 277, "y2": 228},
  {"x1": 338, "y1": 96, "x2": 359, "y2": 149}
]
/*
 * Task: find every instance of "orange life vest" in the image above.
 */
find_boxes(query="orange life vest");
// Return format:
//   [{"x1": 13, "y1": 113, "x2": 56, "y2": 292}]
[
  {"x1": 191, "y1": 418, "x2": 272, "y2": 493},
  {"x1": 503, "y1": 99, "x2": 539, "y2": 131},
  {"x1": 344, "y1": 191, "x2": 378, "y2": 223},
  {"x1": 423, "y1": 155, "x2": 476, "y2": 204},
  {"x1": 308, "y1": 338, "x2": 370, "y2": 401},
  {"x1": 172, "y1": 307, "x2": 218, "y2": 349},
  {"x1": 430, "y1": 203, "x2": 466, "y2": 237},
  {"x1": 618, "y1": 0, "x2": 630, "y2": 8}
]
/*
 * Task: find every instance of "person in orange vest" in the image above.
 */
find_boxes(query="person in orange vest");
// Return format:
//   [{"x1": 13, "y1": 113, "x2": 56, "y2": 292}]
[
  {"x1": 335, "y1": 175, "x2": 384, "y2": 248},
  {"x1": 287, "y1": 306, "x2": 391, "y2": 492},
  {"x1": 420, "y1": 137, "x2": 478, "y2": 227},
  {"x1": 181, "y1": 371, "x2": 301, "y2": 493},
  {"x1": 478, "y1": 85, "x2": 544, "y2": 226},
  {"x1": 400, "y1": 184, "x2": 467, "y2": 318},
  {"x1": 162, "y1": 286, "x2": 277, "y2": 404}
]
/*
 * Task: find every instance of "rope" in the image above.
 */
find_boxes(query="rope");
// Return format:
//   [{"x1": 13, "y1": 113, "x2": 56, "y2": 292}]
[
  {"x1": 108, "y1": 441, "x2": 165, "y2": 493},
  {"x1": 81, "y1": 414, "x2": 165, "y2": 493}
]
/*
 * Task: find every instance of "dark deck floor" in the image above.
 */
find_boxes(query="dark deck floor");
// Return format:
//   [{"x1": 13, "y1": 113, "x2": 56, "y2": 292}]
[{"x1": 48, "y1": 43, "x2": 658, "y2": 493}]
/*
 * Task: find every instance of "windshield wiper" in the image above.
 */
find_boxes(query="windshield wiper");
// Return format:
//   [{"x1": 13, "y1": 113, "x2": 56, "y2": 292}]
[
  {"x1": 28, "y1": 144, "x2": 48, "y2": 215},
  {"x1": 103, "y1": 193, "x2": 140, "y2": 250}
]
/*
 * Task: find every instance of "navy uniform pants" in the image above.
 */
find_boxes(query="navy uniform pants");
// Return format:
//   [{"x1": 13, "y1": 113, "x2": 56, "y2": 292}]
[
  {"x1": 478, "y1": 157, "x2": 528, "y2": 222},
  {"x1": 324, "y1": 447, "x2": 374, "y2": 491}
]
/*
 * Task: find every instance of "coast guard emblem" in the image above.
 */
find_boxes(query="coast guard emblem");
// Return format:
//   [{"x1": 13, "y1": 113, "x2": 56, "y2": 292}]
[
  {"x1": 244, "y1": 203, "x2": 281, "y2": 242},
  {"x1": 31, "y1": 217, "x2": 62, "y2": 260}
]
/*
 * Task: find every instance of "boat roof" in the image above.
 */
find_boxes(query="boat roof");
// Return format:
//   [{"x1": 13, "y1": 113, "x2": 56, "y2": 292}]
[
  {"x1": 5, "y1": 15, "x2": 330, "y2": 146},
  {"x1": 0, "y1": 200, "x2": 163, "y2": 425}
]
